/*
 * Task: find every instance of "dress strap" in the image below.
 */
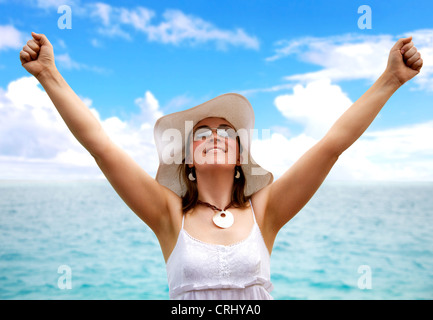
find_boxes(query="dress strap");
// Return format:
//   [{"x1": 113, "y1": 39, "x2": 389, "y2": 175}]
[
  {"x1": 249, "y1": 199, "x2": 257, "y2": 224},
  {"x1": 181, "y1": 214, "x2": 185, "y2": 229}
]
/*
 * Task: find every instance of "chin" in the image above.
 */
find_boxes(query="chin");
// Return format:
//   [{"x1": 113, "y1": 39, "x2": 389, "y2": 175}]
[{"x1": 194, "y1": 155, "x2": 237, "y2": 170}]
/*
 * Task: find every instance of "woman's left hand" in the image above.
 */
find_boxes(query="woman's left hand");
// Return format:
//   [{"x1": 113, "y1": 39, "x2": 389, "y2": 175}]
[{"x1": 385, "y1": 36, "x2": 423, "y2": 86}]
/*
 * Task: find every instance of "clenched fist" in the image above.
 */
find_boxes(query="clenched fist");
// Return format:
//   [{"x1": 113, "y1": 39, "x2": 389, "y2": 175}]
[
  {"x1": 20, "y1": 32, "x2": 56, "y2": 79},
  {"x1": 386, "y1": 36, "x2": 423, "y2": 86}
]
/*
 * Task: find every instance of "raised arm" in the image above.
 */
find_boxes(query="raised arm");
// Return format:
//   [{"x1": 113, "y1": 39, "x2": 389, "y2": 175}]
[
  {"x1": 20, "y1": 33, "x2": 109, "y2": 157},
  {"x1": 324, "y1": 36, "x2": 422, "y2": 155},
  {"x1": 20, "y1": 33, "x2": 181, "y2": 240},
  {"x1": 254, "y1": 37, "x2": 423, "y2": 244}
]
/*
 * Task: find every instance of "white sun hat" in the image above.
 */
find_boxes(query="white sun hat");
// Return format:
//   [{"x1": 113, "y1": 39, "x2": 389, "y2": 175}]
[{"x1": 153, "y1": 93, "x2": 273, "y2": 197}]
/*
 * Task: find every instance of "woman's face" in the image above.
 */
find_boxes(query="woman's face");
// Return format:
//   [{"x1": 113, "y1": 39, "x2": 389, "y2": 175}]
[{"x1": 189, "y1": 117, "x2": 240, "y2": 168}]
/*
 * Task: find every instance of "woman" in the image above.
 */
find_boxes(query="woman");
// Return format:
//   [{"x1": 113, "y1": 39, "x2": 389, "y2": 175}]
[{"x1": 20, "y1": 32, "x2": 422, "y2": 299}]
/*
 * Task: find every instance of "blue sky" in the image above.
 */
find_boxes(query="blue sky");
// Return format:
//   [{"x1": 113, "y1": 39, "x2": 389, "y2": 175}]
[{"x1": 1, "y1": 0, "x2": 432, "y2": 181}]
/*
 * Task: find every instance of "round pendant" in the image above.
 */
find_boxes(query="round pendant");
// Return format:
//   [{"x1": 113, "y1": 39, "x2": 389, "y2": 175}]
[{"x1": 212, "y1": 210, "x2": 234, "y2": 229}]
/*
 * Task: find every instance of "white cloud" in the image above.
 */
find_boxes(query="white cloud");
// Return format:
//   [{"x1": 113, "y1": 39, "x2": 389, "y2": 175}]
[
  {"x1": 274, "y1": 78, "x2": 353, "y2": 139},
  {"x1": 1, "y1": 76, "x2": 431, "y2": 182},
  {"x1": 252, "y1": 133, "x2": 317, "y2": 178},
  {"x1": 87, "y1": 4, "x2": 259, "y2": 50},
  {"x1": 26, "y1": 1, "x2": 259, "y2": 49},
  {"x1": 145, "y1": 9, "x2": 259, "y2": 50},
  {"x1": 90, "y1": 38, "x2": 103, "y2": 48},
  {"x1": 56, "y1": 53, "x2": 109, "y2": 73},
  {"x1": 96, "y1": 24, "x2": 132, "y2": 41},
  {"x1": 251, "y1": 78, "x2": 433, "y2": 182},
  {"x1": 254, "y1": 29, "x2": 433, "y2": 181},
  {"x1": 0, "y1": 77, "x2": 77, "y2": 161},
  {"x1": 336, "y1": 121, "x2": 433, "y2": 181},
  {"x1": 133, "y1": 91, "x2": 163, "y2": 125},
  {"x1": 119, "y1": 6, "x2": 154, "y2": 31},
  {"x1": 268, "y1": 34, "x2": 393, "y2": 83},
  {"x1": 0, "y1": 25, "x2": 25, "y2": 51},
  {"x1": 0, "y1": 77, "x2": 161, "y2": 179},
  {"x1": 90, "y1": 2, "x2": 112, "y2": 26},
  {"x1": 267, "y1": 30, "x2": 433, "y2": 91},
  {"x1": 35, "y1": 0, "x2": 76, "y2": 9},
  {"x1": 56, "y1": 53, "x2": 82, "y2": 70},
  {"x1": 252, "y1": 122, "x2": 433, "y2": 182}
]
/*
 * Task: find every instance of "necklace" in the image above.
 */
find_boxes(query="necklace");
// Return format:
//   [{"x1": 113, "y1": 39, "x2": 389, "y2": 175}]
[{"x1": 196, "y1": 200, "x2": 234, "y2": 229}]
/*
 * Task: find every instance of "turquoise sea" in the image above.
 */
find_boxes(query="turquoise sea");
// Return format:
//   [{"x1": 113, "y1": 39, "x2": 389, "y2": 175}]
[{"x1": 1, "y1": 180, "x2": 432, "y2": 300}]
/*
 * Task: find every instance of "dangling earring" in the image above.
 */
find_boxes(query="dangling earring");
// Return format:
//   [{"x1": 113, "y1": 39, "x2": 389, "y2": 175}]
[
  {"x1": 235, "y1": 166, "x2": 241, "y2": 179},
  {"x1": 188, "y1": 168, "x2": 196, "y2": 181}
]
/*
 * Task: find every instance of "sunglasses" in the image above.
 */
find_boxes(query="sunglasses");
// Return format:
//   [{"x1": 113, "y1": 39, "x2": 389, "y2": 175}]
[{"x1": 193, "y1": 125, "x2": 237, "y2": 141}]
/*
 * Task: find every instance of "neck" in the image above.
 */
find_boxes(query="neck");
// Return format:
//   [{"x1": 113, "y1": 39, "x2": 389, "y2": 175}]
[{"x1": 195, "y1": 167, "x2": 235, "y2": 209}]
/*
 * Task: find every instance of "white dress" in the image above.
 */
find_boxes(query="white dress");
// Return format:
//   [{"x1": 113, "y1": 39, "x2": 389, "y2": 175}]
[{"x1": 166, "y1": 200, "x2": 273, "y2": 300}]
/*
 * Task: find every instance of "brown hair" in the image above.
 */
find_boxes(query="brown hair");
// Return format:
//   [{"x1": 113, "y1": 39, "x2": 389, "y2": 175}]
[{"x1": 179, "y1": 135, "x2": 250, "y2": 213}]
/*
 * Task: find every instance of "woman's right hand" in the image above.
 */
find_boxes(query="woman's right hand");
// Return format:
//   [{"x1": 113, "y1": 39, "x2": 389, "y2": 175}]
[{"x1": 20, "y1": 32, "x2": 56, "y2": 79}]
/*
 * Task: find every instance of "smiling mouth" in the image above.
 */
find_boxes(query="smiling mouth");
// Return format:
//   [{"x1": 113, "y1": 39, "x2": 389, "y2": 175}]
[{"x1": 204, "y1": 146, "x2": 226, "y2": 154}]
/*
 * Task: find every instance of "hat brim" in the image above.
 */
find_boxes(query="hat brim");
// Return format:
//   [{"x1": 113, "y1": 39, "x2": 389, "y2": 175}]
[{"x1": 153, "y1": 93, "x2": 273, "y2": 197}]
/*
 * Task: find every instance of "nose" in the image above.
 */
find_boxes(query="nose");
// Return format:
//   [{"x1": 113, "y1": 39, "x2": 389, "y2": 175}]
[{"x1": 209, "y1": 131, "x2": 222, "y2": 142}]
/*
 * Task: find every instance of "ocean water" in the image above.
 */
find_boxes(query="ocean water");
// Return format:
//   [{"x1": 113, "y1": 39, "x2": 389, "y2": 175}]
[{"x1": 0, "y1": 180, "x2": 432, "y2": 300}]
